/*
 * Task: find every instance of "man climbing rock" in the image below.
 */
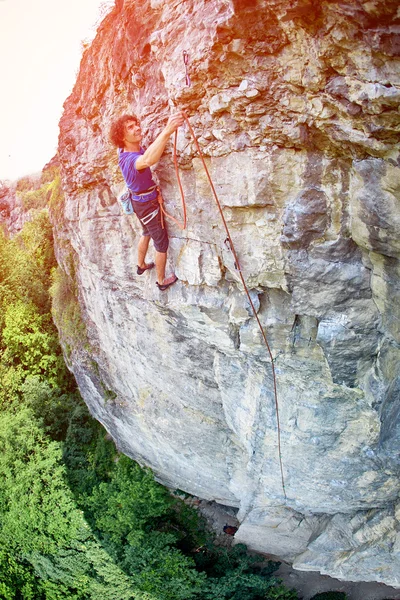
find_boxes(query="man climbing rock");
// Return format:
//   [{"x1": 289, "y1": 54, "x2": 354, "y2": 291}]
[{"x1": 109, "y1": 112, "x2": 184, "y2": 290}]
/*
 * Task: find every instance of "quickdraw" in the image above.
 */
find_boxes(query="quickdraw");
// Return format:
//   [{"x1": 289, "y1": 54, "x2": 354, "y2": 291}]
[{"x1": 183, "y1": 50, "x2": 191, "y2": 87}]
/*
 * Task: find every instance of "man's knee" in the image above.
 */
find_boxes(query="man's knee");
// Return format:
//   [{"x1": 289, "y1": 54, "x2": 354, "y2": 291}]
[{"x1": 154, "y1": 235, "x2": 169, "y2": 253}]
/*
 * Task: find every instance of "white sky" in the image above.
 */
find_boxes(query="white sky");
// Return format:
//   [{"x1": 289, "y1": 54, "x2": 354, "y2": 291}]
[{"x1": 0, "y1": 0, "x2": 113, "y2": 182}]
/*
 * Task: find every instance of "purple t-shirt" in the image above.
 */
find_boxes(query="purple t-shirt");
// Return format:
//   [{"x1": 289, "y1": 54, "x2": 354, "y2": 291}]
[{"x1": 118, "y1": 148, "x2": 156, "y2": 194}]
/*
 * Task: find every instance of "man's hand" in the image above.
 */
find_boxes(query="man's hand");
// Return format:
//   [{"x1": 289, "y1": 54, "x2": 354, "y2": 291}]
[
  {"x1": 165, "y1": 112, "x2": 185, "y2": 135},
  {"x1": 136, "y1": 112, "x2": 186, "y2": 170}
]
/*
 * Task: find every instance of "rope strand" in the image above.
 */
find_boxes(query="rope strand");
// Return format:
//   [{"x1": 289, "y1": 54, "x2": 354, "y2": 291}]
[
  {"x1": 169, "y1": 112, "x2": 287, "y2": 500},
  {"x1": 157, "y1": 130, "x2": 187, "y2": 230}
]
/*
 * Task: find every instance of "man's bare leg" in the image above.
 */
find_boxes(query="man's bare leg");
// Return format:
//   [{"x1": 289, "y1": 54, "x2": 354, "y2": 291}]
[
  {"x1": 155, "y1": 250, "x2": 167, "y2": 284},
  {"x1": 137, "y1": 235, "x2": 151, "y2": 269}
]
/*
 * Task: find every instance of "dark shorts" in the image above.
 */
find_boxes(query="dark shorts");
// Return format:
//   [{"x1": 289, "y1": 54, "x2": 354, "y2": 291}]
[{"x1": 132, "y1": 198, "x2": 169, "y2": 253}]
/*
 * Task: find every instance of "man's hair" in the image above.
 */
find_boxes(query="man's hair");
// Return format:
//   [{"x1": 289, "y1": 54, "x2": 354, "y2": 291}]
[{"x1": 109, "y1": 114, "x2": 139, "y2": 148}]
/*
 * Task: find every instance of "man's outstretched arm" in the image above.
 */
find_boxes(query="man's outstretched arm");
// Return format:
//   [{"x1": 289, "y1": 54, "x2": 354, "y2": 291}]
[{"x1": 135, "y1": 112, "x2": 184, "y2": 170}]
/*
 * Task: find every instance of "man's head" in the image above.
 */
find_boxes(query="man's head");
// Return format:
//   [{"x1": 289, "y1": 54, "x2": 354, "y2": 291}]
[{"x1": 109, "y1": 114, "x2": 140, "y2": 148}]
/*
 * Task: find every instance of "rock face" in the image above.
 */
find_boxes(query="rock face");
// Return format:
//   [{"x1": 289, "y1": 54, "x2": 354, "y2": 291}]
[
  {"x1": 0, "y1": 175, "x2": 42, "y2": 235},
  {"x1": 51, "y1": 0, "x2": 400, "y2": 588}
]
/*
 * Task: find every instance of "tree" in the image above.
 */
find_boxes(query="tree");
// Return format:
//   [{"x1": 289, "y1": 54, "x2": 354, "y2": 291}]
[
  {"x1": 87, "y1": 456, "x2": 174, "y2": 543},
  {"x1": 0, "y1": 211, "x2": 56, "y2": 315},
  {"x1": 1, "y1": 300, "x2": 66, "y2": 387},
  {"x1": 0, "y1": 407, "x2": 82, "y2": 557},
  {"x1": 0, "y1": 406, "x2": 142, "y2": 599},
  {"x1": 84, "y1": 455, "x2": 207, "y2": 599},
  {"x1": 193, "y1": 544, "x2": 298, "y2": 600}
]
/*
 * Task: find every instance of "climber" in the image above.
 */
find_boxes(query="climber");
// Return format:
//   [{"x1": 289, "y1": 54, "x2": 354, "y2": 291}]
[{"x1": 109, "y1": 112, "x2": 184, "y2": 290}]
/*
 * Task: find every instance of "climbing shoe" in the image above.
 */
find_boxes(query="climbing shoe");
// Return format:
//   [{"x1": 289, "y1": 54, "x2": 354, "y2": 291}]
[
  {"x1": 137, "y1": 262, "x2": 155, "y2": 275},
  {"x1": 156, "y1": 274, "x2": 178, "y2": 291}
]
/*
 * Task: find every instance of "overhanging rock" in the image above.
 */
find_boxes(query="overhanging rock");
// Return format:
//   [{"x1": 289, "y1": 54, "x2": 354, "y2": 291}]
[{"x1": 51, "y1": 0, "x2": 400, "y2": 587}]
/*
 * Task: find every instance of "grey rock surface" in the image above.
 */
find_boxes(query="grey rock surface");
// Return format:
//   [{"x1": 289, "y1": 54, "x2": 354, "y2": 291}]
[
  {"x1": 0, "y1": 174, "x2": 42, "y2": 235},
  {"x1": 51, "y1": 0, "x2": 400, "y2": 588}
]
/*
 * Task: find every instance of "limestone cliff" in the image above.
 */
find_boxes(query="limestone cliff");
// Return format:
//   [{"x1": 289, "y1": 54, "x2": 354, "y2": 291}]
[
  {"x1": 0, "y1": 174, "x2": 43, "y2": 235},
  {"x1": 51, "y1": 0, "x2": 400, "y2": 587}
]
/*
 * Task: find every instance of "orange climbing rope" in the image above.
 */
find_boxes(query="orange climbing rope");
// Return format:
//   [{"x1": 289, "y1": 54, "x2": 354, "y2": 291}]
[
  {"x1": 157, "y1": 130, "x2": 188, "y2": 230},
  {"x1": 169, "y1": 111, "x2": 287, "y2": 500}
]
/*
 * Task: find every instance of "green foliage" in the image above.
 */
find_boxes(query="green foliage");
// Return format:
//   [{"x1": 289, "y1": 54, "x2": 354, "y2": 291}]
[
  {"x1": 0, "y1": 228, "x2": 9, "y2": 296},
  {"x1": 15, "y1": 174, "x2": 54, "y2": 214},
  {"x1": 193, "y1": 544, "x2": 297, "y2": 600},
  {"x1": 122, "y1": 533, "x2": 205, "y2": 600},
  {"x1": 30, "y1": 537, "x2": 138, "y2": 600},
  {"x1": 0, "y1": 404, "x2": 143, "y2": 599},
  {"x1": 0, "y1": 407, "x2": 82, "y2": 555},
  {"x1": 102, "y1": 386, "x2": 118, "y2": 401},
  {"x1": 79, "y1": 453, "x2": 207, "y2": 599},
  {"x1": 0, "y1": 363, "x2": 26, "y2": 405},
  {"x1": 0, "y1": 548, "x2": 40, "y2": 600},
  {"x1": 17, "y1": 183, "x2": 52, "y2": 211},
  {"x1": 50, "y1": 258, "x2": 88, "y2": 355},
  {"x1": 21, "y1": 376, "x2": 77, "y2": 439},
  {"x1": 62, "y1": 406, "x2": 206, "y2": 600},
  {"x1": 62, "y1": 401, "x2": 117, "y2": 501},
  {"x1": 88, "y1": 455, "x2": 173, "y2": 543},
  {"x1": 2, "y1": 300, "x2": 66, "y2": 386},
  {"x1": 0, "y1": 210, "x2": 70, "y2": 401},
  {"x1": 168, "y1": 498, "x2": 209, "y2": 553},
  {"x1": 0, "y1": 210, "x2": 56, "y2": 315},
  {"x1": 47, "y1": 174, "x2": 65, "y2": 219}
]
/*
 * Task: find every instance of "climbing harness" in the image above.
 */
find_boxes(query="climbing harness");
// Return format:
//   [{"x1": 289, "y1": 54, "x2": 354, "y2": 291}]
[
  {"x1": 131, "y1": 185, "x2": 157, "y2": 201},
  {"x1": 163, "y1": 50, "x2": 287, "y2": 500}
]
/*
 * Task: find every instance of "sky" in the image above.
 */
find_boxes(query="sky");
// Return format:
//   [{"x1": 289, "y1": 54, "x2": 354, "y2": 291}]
[{"x1": 0, "y1": 0, "x2": 114, "y2": 182}]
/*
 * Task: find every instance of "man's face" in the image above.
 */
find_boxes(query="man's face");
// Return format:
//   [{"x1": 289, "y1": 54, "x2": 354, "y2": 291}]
[{"x1": 124, "y1": 120, "x2": 142, "y2": 144}]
